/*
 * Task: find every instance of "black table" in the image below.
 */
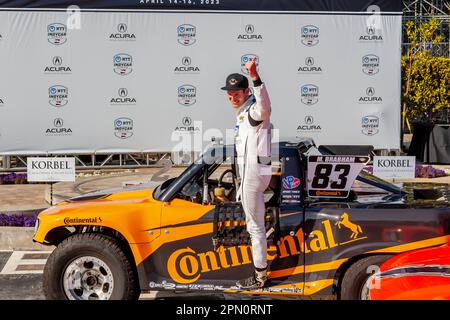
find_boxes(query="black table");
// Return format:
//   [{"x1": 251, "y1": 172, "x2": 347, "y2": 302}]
[{"x1": 408, "y1": 123, "x2": 450, "y2": 163}]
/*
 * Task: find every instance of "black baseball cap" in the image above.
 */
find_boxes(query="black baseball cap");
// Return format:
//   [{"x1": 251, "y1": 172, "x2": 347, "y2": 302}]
[{"x1": 221, "y1": 73, "x2": 249, "y2": 91}]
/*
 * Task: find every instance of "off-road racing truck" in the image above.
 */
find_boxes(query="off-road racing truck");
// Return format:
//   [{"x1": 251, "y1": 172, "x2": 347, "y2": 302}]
[{"x1": 33, "y1": 139, "x2": 450, "y2": 300}]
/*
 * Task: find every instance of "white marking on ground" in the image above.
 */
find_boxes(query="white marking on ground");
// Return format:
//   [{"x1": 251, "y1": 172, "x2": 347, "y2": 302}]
[{"x1": 0, "y1": 251, "x2": 52, "y2": 275}]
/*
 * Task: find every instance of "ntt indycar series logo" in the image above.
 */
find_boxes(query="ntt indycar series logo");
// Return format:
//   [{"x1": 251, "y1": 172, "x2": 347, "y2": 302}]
[
  {"x1": 300, "y1": 84, "x2": 319, "y2": 105},
  {"x1": 110, "y1": 88, "x2": 137, "y2": 106},
  {"x1": 362, "y1": 115, "x2": 380, "y2": 136},
  {"x1": 114, "y1": 118, "x2": 133, "y2": 139},
  {"x1": 114, "y1": 54, "x2": 133, "y2": 75},
  {"x1": 301, "y1": 25, "x2": 319, "y2": 46},
  {"x1": 177, "y1": 24, "x2": 196, "y2": 46},
  {"x1": 241, "y1": 54, "x2": 259, "y2": 74},
  {"x1": 237, "y1": 24, "x2": 263, "y2": 42},
  {"x1": 47, "y1": 23, "x2": 67, "y2": 45},
  {"x1": 362, "y1": 54, "x2": 380, "y2": 75},
  {"x1": 48, "y1": 85, "x2": 68, "y2": 107},
  {"x1": 44, "y1": 56, "x2": 72, "y2": 74},
  {"x1": 178, "y1": 85, "x2": 197, "y2": 106},
  {"x1": 110, "y1": 23, "x2": 136, "y2": 41}
]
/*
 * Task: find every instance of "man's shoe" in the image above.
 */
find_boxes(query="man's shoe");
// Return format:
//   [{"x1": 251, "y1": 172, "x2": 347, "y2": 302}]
[{"x1": 236, "y1": 272, "x2": 267, "y2": 290}]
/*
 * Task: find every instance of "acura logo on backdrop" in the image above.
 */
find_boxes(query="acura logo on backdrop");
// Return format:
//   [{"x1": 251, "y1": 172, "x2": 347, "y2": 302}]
[
  {"x1": 298, "y1": 57, "x2": 323, "y2": 74},
  {"x1": 241, "y1": 54, "x2": 259, "y2": 74},
  {"x1": 118, "y1": 23, "x2": 127, "y2": 33},
  {"x1": 182, "y1": 57, "x2": 191, "y2": 66},
  {"x1": 114, "y1": 117, "x2": 134, "y2": 139},
  {"x1": 177, "y1": 24, "x2": 196, "y2": 46},
  {"x1": 54, "y1": 118, "x2": 63, "y2": 127},
  {"x1": 359, "y1": 87, "x2": 383, "y2": 104},
  {"x1": 46, "y1": 118, "x2": 72, "y2": 136},
  {"x1": 48, "y1": 85, "x2": 69, "y2": 107},
  {"x1": 174, "y1": 117, "x2": 200, "y2": 133},
  {"x1": 362, "y1": 54, "x2": 380, "y2": 75},
  {"x1": 110, "y1": 23, "x2": 136, "y2": 40},
  {"x1": 175, "y1": 56, "x2": 200, "y2": 74},
  {"x1": 178, "y1": 85, "x2": 197, "y2": 106},
  {"x1": 238, "y1": 24, "x2": 263, "y2": 41},
  {"x1": 359, "y1": 26, "x2": 383, "y2": 42},
  {"x1": 47, "y1": 23, "x2": 67, "y2": 45},
  {"x1": 113, "y1": 54, "x2": 133, "y2": 75},
  {"x1": 361, "y1": 115, "x2": 380, "y2": 136},
  {"x1": 53, "y1": 56, "x2": 62, "y2": 66},
  {"x1": 110, "y1": 88, "x2": 136, "y2": 105},
  {"x1": 301, "y1": 25, "x2": 319, "y2": 46},
  {"x1": 182, "y1": 117, "x2": 192, "y2": 126},
  {"x1": 45, "y1": 56, "x2": 72, "y2": 74},
  {"x1": 119, "y1": 88, "x2": 128, "y2": 97},
  {"x1": 297, "y1": 115, "x2": 322, "y2": 133},
  {"x1": 300, "y1": 84, "x2": 319, "y2": 105}
]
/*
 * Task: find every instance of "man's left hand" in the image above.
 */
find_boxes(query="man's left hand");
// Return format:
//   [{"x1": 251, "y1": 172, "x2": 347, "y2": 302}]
[{"x1": 245, "y1": 58, "x2": 260, "y2": 81}]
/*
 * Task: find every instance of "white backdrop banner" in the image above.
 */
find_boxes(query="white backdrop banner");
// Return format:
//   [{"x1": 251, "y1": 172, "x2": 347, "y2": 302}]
[{"x1": 0, "y1": 1, "x2": 402, "y2": 154}]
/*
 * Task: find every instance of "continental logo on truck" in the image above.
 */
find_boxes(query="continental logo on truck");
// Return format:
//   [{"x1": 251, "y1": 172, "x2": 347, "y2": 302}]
[{"x1": 167, "y1": 213, "x2": 366, "y2": 283}]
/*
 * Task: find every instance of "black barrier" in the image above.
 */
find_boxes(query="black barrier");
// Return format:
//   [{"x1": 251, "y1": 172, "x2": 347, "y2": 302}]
[{"x1": 0, "y1": 0, "x2": 402, "y2": 12}]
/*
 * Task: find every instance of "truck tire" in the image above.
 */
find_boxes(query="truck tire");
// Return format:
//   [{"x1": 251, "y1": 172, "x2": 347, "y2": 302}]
[
  {"x1": 43, "y1": 233, "x2": 140, "y2": 300},
  {"x1": 339, "y1": 255, "x2": 392, "y2": 300}
]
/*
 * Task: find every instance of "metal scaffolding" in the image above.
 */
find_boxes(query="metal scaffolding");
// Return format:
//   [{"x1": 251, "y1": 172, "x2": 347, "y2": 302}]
[{"x1": 402, "y1": 0, "x2": 450, "y2": 56}]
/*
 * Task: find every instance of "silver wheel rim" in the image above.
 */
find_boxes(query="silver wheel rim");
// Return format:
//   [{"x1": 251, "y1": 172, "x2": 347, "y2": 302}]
[
  {"x1": 63, "y1": 256, "x2": 114, "y2": 300},
  {"x1": 360, "y1": 275, "x2": 375, "y2": 300}
]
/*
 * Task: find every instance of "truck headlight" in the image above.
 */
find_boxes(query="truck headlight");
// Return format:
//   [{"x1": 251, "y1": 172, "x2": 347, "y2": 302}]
[{"x1": 34, "y1": 218, "x2": 40, "y2": 236}]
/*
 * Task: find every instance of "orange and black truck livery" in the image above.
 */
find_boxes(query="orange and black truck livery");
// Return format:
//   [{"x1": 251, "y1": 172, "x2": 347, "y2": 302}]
[{"x1": 33, "y1": 140, "x2": 450, "y2": 300}]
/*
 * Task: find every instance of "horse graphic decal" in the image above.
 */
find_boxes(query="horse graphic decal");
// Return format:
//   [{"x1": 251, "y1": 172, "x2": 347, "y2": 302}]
[{"x1": 335, "y1": 213, "x2": 363, "y2": 239}]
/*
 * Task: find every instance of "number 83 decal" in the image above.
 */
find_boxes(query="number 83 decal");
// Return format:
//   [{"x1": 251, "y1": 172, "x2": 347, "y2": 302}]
[{"x1": 306, "y1": 155, "x2": 369, "y2": 198}]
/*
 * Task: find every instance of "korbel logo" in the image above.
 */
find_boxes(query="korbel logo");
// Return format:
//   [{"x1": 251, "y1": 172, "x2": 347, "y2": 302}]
[
  {"x1": 358, "y1": 87, "x2": 382, "y2": 104},
  {"x1": 237, "y1": 24, "x2": 263, "y2": 42},
  {"x1": 48, "y1": 85, "x2": 69, "y2": 107},
  {"x1": 47, "y1": 23, "x2": 67, "y2": 45},
  {"x1": 114, "y1": 54, "x2": 133, "y2": 75},
  {"x1": 301, "y1": 25, "x2": 319, "y2": 46},
  {"x1": 44, "y1": 56, "x2": 72, "y2": 74},
  {"x1": 45, "y1": 118, "x2": 72, "y2": 136},
  {"x1": 298, "y1": 57, "x2": 323, "y2": 74},
  {"x1": 241, "y1": 54, "x2": 259, "y2": 74},
  {"x1": 300, "y1": 84, "x2": 319, "y2": 105},
  {"x1": 110, "y1": 88, "x2": 137, "y2": 106},
  {"x1": 361, "y1": 115, "x2": 380, "y2": 136},
  {"x1": 178, "y1": 85, "x2": 197, "y2": 106},
  {"x1": 110, "y1": 23, "x2": 136, "y2": 40},
  {"x1": 114, "y1": 117, "x2": 134, "y2": 139},
  {"x1": 174, "y1": 56, "x2": 200, "y2": 74},
  {"x1": 362, "y1": 54, "x2": 380, "y2": 75},
  {"x1": 177, "y1": 24, "x2": 196, "y2": 46}
]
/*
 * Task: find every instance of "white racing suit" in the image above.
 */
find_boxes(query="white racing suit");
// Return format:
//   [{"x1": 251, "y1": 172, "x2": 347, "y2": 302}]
[{"x1": 235, "y1": 83, "x2": 272, "y2": 270}]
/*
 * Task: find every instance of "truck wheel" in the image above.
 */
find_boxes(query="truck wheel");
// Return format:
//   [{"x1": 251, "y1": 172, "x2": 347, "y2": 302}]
[
  {"x1": 43, "y1": 233, "x2": 140, "y2": 300},
  {"x1": 339, "y1": 255, "x2": 391, "y2": 300}
]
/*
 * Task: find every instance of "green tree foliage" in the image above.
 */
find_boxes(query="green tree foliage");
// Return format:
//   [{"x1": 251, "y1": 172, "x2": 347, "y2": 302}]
[{"x1": 402, "y1": 18, "x2": 449, "y2": 128}]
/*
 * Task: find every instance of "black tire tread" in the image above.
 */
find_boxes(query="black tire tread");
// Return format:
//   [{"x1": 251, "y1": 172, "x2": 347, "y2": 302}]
[{"x1": 43, "y1": 233, "x2": 140, "y2": 300}]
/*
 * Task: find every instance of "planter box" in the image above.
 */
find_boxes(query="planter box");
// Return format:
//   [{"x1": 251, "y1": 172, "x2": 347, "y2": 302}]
[{"x1": 0, "y1": 227, "x2": 54, "y2": 251}]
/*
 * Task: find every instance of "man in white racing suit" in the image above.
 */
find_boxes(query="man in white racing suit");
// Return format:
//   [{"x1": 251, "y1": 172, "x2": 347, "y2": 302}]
[{"x1": 221, "y1": 58, "x2": 272, "y2": 289}]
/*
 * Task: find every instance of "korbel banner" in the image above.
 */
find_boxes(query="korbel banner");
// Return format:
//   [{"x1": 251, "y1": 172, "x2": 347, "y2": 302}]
[{"x1": 0, "y1": 1, "x2": 402, "y2": 154}]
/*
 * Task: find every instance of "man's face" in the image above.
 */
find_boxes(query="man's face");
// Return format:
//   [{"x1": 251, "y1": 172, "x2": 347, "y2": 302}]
[{"x1": 226, "y1": 88, "x2": 250, "y2": 109}]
